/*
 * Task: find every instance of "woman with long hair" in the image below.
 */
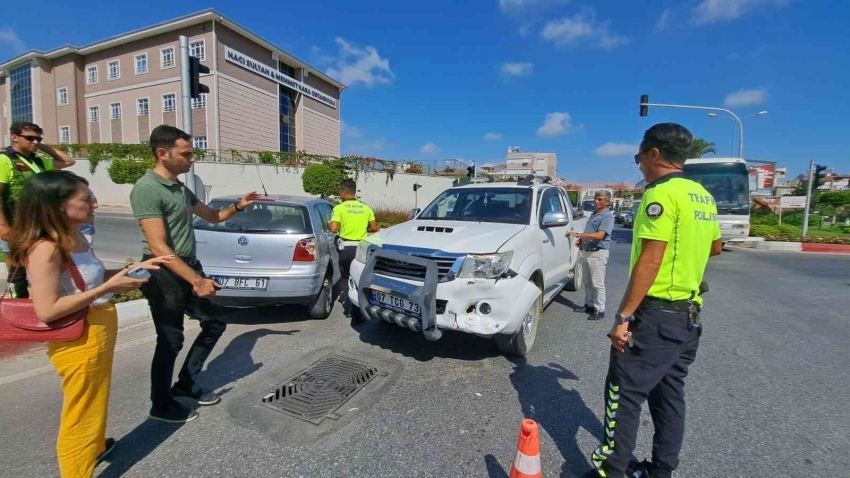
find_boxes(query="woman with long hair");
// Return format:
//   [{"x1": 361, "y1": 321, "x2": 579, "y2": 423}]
[{"x1": 8, "y1": 170, "x2": 172, "y2": 477}]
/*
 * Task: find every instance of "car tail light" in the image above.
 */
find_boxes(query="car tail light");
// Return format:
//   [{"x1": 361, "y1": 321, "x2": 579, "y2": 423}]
[{"x1": 293, "y1": 238, "x2": 317, "y2": 262}]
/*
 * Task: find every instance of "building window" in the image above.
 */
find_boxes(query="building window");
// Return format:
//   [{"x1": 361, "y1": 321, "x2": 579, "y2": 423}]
[
  {"x1": 135, "y1": 54, "x2": 148, "y2": 74},
  {"x1": 59, "y1": 126, "x2": 71, "y2": 144},
  {"x1": 89, "y1": 106, "x2": 100, "y2": 123},
  {"x1": 107, "y1": 60, "x2": 120, "y2": 81},
  {"x1": 9, "y1": 64, "x2": 33, "y2": 123},
  {"x1": 110, "y1": 102, "x2": 122, "y2": 120},
  {"x1": 161, "y1": 47, "x2": 175, "y2": 69},
  {"x1": 191, "y1": 93, "x2": 207, "y2": 109},
  {"x1": 57, "y1": 87, "x2": 69, "y2": 106},
  {"x1": 137, "y1": 98, "x2": 149, "y2": 116},
  {"x1": 189, "y1": 40, "x2": 205, "y2": 61},
  {"x1": 279, "y1": 61, "x2": 296, "y2": 79},
  {"x1": 193, "y1": 136, "x2": 208, "y2": 149},
  {"x1": 86, "y1": 65, "x2": 98, "y2": 85},
  {"x1": 162, "y1": 94, "x2": 176, "y2": 113},
  {"x1": 279, "y1": 87, "x2": 297, "y2": 152}
]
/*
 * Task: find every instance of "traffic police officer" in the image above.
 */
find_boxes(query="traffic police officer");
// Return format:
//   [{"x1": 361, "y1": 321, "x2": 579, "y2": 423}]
[
  {"x1": 0, "y1": 121, "x2": 76, "y2": 297},
  {"x1": 329, "y1": 178, "x2": 379, "y2": 318},
  {"x1": 586, "y1": 123, "x2": 722, "y2": 478}
]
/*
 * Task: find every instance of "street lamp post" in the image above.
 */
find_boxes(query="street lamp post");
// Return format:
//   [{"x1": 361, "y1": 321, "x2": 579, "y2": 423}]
[{"x1": 708, "y1": 110, "x2": 768, "y2": 157}]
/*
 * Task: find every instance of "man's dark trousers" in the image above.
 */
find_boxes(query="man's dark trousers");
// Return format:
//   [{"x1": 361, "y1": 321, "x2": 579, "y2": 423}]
[
  {"x1": 140, "y1": 256, "x2": 226, "y2": 409},
  {"x1": 591, "y1": 306, "x2": 700, "y2": 477}
]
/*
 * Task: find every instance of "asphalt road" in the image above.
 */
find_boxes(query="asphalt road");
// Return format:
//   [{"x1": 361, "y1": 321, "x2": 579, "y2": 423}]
[
  {"x1": 90, "y1": 212, "x2": 145, "y2": 265},
  {"x1": 1, "y1": 226, "x2": 848, "y2": 477}
]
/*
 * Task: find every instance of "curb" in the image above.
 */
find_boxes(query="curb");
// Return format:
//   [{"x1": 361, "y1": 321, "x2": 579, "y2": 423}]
[
  {"x1": 115, "y1": 299, "x2": 152, "y2": 327},
  {"x1": 755, "y1": 240, "x2": 850, "y2": 254}
]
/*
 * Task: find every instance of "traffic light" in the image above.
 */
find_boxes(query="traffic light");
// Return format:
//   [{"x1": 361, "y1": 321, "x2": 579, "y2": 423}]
[
  {"x1": 467, "y1": 165, "x2": 475, "y2": 177},
  {"x1": 814, "y1": 164, "x2": 828, "y2": 187},
  {"x1": 413, "y1": 183, "x2": 422, "y2": 192},
  {"x1": 189, "y1": 56, "x2": 210, "y2": 99},
  {"x1": 639, "y1": 94, "x2": 649, "y2": 117}
]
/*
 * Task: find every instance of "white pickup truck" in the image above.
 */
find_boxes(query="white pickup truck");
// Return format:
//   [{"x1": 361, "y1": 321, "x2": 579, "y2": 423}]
[{"x1": 346, "y1": 177, "x2": 587, "y2": 355}]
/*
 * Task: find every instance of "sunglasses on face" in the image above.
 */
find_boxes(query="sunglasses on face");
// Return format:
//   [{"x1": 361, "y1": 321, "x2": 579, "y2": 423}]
[{"x1": 16, "y1": 135, "x2": 43, "y2": 143}]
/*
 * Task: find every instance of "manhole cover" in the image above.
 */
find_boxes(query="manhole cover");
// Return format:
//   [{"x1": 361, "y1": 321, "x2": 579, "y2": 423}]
[{"x1": 260, "y1": 353, "x2": 383, "y2": 424}]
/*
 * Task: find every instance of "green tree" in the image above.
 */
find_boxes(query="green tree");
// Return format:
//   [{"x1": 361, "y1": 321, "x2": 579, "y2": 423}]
[
  {"x1": 302, "y1": 164, "x2": 344, "y2": 198},
  {"x1": 819, "y1": 190, "x2": 850, "y2": 206},
  {"x1": 687, "y1": 138, "x2": 717, "y2": 159}
]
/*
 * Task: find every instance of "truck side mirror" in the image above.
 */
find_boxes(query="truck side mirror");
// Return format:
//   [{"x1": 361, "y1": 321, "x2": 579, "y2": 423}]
[{"x1": 409, "y1": 208, "x2": 421, "y2": 219}]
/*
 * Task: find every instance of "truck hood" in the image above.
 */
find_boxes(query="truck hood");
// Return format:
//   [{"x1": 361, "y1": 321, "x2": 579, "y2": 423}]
[{"x1": 368, "y1": 220, "x2": 526, "y2": 254}]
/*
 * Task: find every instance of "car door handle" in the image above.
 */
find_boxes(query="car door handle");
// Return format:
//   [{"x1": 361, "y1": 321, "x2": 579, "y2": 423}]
[{"x1": 543, "y1": 239, "x2": 550, "y2": 244}]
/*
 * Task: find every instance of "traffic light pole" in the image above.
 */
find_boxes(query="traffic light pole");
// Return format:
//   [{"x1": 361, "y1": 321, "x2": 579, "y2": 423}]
[
  {"x1": 179, "y1": 35, "x2": 196, "y2": 194},
  {"x1": 639, "y1": 101, "x2": 745, "y2": 158},
  {"x1": 802, "y1": 160, "x2": 814, "y2": 238}
]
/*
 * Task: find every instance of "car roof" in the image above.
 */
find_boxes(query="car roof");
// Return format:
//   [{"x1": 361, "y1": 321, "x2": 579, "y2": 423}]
[
  {"x1": 452, "y1": 182, "x2": 558, "y2": 191},
  {"x1": 209, "y1": 194, "x2": 326, "y2": 205}
]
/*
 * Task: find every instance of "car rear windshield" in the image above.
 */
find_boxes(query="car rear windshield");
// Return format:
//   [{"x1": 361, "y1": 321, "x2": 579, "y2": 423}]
[
  {"x1": 193, "y1": 201, "x2": 313, "y2": 234},
  {"x1": 418, "y1": 188, "x2": 532, "y2": 224}
]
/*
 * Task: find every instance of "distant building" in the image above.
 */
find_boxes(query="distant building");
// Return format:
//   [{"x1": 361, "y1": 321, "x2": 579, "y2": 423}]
[{"x1": 504, "y1": 147, "x2": 557, "y2": 178}]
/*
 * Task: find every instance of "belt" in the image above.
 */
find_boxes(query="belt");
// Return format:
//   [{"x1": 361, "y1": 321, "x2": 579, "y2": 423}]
[
  {"x1": 581, "y1": 247, "x2": 603, "y2": 252},
  {"x1": 640, "y1": 296, "x2": 700, "y2": 312},
  {"x1": 339, "y1": 240, "x2": 360, "y2": 247}
]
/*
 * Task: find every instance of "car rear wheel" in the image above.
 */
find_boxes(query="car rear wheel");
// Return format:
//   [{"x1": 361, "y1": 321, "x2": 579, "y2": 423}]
[
  {"x1": 495, "y1": 282, "x2": 542, "y2": 356},
  {"x1": 307, "y1": 273, "x2": 333, "y2": 319}
]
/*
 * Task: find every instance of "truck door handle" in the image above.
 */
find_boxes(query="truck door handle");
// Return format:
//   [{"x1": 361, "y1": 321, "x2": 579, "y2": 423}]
[{"x1": 543, "y1": 239, "x2": 550, "y2": 244}]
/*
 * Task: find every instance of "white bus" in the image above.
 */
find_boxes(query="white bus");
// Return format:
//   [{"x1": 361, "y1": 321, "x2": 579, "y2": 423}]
[{"x1": 683, "y1": 157, "x2": 751, "y2": 244}]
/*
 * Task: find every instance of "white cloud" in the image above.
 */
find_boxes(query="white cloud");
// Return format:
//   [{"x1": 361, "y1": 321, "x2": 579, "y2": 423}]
[
  {"x1": 537, "y1": 112, "x2": 572, "y2": 137},
  {"x1": 723, "y1": 88, "x2": 767, "y2": 107},
  {"x1": 347, "y1": 138, "x2": 386, "y2": 153},
  {"x1": 518, "y1": 25, "x2": 531, "y2": 37},
  {"x1": 420, "y1": 142, "x2": 441, "y2": 154},
  {"x1": 325, "y1": 38, "x2": 394, "y2": 87},
  {"x1": 540, "y1": 10, "x2": 628, "y2": 49},
  {"x1": 594, "y1": 142, "x2": 639, "y2": 157},
  {"x1": 501, "y1": 62, "x2": 533, "y2": 77},
  {"x1": 655, "y1": 9, "x2": 673, "y2": 31},
  {"x1": 484, "y1": 132, "x2": 503, "y2": 141},
  {"x1": 341, "y1": 120, "x2": 363, "y2": 138},
  {"x1": 692, "y1": 0, "x2": 789, "y2": 25},
  {"x1": 499, "y1": 0, "x2": 568, "y2": 13},
  {"x1": 0, "y1": 27, "x2": 26, "y2": 56}
]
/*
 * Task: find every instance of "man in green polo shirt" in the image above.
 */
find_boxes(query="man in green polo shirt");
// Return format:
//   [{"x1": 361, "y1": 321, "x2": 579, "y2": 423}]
[
  {"x1": 585, "y1": 123, "x2": 722, "y2": 478},
  {"x1": 131, "y1": 124, "x2": 259, "y2": 424},
  {"x1": 0, "y1": 121, "x2": 76, "y2": 298},
  {"x1": 330, "y1": 178, "x2": 378, "y2": 319}
]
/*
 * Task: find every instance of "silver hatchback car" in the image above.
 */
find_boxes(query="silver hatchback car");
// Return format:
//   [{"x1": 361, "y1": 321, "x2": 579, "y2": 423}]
[{"x1": 193, "y1": 195, "x2": 340, "y2": 318}]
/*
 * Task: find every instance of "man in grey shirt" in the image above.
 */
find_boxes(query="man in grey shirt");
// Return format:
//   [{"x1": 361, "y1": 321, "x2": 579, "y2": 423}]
[{"x1": 568, "y1": 191, "x2": 615, "y2": 320}]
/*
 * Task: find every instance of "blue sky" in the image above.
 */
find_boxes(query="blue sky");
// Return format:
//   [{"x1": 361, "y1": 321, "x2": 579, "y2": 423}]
[{"x1": 1, "y1": 0, "x2": 848, "y2": 183}]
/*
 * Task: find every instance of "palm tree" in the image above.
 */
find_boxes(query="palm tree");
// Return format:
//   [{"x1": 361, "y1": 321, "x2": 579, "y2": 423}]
[{"x1": 688, "y1": 138, "x2": 717, "y2": 159}]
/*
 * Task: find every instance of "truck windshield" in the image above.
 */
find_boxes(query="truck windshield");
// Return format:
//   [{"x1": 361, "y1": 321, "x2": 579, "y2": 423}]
[
  {"x1": 684, "y1": 162, "x2": 750, "y2": 215},
  {"x1": 582, "y1": 200, "x2": 596, "y2": 212},
  {"x1": 418, "y1": 188, "x2": 533, "y2": 224}
]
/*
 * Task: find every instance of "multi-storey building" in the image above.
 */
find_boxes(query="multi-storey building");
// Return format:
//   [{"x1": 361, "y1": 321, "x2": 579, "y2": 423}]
[{"x1": 0, "y1": 9, "x2": 345, "y2": 158}]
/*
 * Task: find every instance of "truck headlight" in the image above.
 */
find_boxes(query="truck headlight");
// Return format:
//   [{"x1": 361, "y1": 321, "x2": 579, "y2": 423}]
[
  {"x1": 458, "y1": 251, "x2": 513, "y2": 279},
  {"x1": 355, "y1": 240, "x2": 376, "y2": 263}
]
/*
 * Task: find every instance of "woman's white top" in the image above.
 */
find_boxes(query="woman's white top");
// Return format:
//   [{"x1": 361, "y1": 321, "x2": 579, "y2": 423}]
[{"x1": 29, "y1": 241, "x2": 114, "y2": 306}]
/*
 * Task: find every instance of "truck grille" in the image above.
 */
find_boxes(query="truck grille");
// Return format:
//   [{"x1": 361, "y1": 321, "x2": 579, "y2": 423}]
[{"x1": 373, "y1": 255, "x2": 458, "y2": 282}]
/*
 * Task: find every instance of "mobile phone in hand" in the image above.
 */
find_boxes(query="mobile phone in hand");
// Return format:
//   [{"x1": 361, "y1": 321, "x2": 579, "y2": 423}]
[{"x1": 127, "y1": 267, "x2": 151, "y2": 280}]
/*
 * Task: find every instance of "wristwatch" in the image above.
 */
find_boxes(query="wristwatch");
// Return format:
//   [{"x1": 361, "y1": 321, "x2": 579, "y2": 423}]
[
  {"x1": 615, "y1": 312, "x2": 634, "y2": 325},
  {"x1": 234, "y1": 203, "x2": 246, "y2": 212}
]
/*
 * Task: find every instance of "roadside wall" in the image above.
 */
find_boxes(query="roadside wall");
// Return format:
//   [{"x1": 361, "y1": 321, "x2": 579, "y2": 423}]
[{"x1": 66, "y1": 160, "x2": 455, "y2": 210}]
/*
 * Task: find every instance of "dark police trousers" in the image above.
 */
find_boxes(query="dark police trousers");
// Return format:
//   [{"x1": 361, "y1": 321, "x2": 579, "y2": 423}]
[
  {"x1": 592, "y1": 305, "x2": 700, "y2": 477},
  {"x1": 140, "y1": 256, "x2": 226, "y2": 409},
  {"x1": 337, "y1": 245, "x2": 357, "y2": 314}
]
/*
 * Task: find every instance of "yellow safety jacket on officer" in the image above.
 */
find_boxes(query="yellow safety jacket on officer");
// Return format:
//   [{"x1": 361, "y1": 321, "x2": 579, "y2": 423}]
[
  {"x1": 630, "y1": 172, "x2": 721, "y2": 306},
  {"x1": 0, "y1": 147, "x2": 54, "y2": 222},
  {"x1": 331, "y1": 199, "x2": 376, "y2": 243}
]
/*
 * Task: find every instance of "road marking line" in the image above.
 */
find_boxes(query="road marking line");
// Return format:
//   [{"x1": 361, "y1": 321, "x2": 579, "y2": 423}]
[{"x1": 0, "y1": 323, "x2": 199, "y2": 386}]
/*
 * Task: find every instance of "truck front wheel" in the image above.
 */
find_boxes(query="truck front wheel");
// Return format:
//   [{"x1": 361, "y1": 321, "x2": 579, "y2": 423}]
[{"x1": 495, "y1": 283, "x2": 542, "y2": 356}]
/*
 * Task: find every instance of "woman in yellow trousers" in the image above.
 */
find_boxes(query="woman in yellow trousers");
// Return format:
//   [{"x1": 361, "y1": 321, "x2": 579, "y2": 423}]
[{"x1": 9, "y1": 170, "x2": 171, "y2": 477}]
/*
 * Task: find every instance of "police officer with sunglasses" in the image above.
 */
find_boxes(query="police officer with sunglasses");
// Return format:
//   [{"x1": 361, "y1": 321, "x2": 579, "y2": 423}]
[{"x1": 0, "y1": 122, "x2": 76, "y2": 297}]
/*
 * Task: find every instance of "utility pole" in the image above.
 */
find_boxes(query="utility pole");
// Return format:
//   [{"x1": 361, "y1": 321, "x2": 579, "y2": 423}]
[
  {"x1": 802, "y1": 160, "x2": 814, "y2": 238},
  {"x1": 179, "y1": 36, "x2": 195, "y2": 193}
]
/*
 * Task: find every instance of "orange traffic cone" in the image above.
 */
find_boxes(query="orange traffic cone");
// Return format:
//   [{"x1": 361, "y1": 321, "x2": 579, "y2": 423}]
[{"x1": 509, "y1": 418, "x2": 542, "y2": 478}]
